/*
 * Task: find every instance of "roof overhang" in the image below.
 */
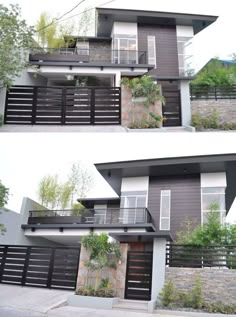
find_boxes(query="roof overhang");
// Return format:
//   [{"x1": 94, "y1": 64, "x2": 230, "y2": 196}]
[
  {"x1": 96, "y1": 7, "x2": 218, "y2": 37},
  {"x1": 109, "y1": 232, "x2": 173, "y2": 242},
  {"x1": 95, "y1": 154, "x2": 236, "y2": 214}
]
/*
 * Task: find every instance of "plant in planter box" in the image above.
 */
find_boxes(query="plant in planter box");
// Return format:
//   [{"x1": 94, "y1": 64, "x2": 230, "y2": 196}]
[
  {"x1": 80, "y1": 233, "x2": 121, "y2": 294},
  {"x1": 121, "y1": 75, "x2": 165, "y2": 108}
]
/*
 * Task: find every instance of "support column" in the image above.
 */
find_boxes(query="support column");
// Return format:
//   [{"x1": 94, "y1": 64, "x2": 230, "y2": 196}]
[
  {"x1": 151, "y1": 238, "x2": 167, "y2": 302},
  {"x1": 115, "y1": 71, "x2": 121, "y2": 87},
  {"x1": 180, "y1": 80, "x2": 191, "y2": 126},
  {"x1": 0, "y1": 87, "x2": 6, "y2": 117}
]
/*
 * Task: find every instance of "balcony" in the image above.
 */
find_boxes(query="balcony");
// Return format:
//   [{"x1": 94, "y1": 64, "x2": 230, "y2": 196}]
[
  {"x1": 29, "y1": 48, "x2": 148, "y2": 65},
  {"x1": 26, "y1": 208, "x2": 155, "y2": 231}
]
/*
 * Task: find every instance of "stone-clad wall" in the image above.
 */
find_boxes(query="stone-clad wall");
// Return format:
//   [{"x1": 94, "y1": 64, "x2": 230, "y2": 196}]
[
  {"x1": 191, "y1": 100, "x2": 236, "y2": 123},
  {"x1": 165, "y1": 267, "x2": 236, "y2": 305},
  {"x1": 121, "y1": 86, "x2": 162, "y2": 127},
  {"x1": 77, "y1": 244, "x2": 128, "y2": 298}
]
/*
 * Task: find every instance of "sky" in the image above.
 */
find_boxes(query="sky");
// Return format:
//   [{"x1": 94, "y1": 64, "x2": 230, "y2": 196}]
[
  {"x1": 2, "y1": 0, "x2": 236, "y2": 71},
  {"x1": 0, "y1": 133, "x2": 236, "y2": 223}
]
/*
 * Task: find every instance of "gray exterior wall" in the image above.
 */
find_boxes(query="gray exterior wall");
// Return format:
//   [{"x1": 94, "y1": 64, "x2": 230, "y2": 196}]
[
  {"x1": 148, "y1": 175, "x2": 201, "y2": 238},
  {"x1": 138, "y1": 24, "x2": 179, "y2": 77},
  {"x1": 0, "y1": 208, "x2": 21, "y2": 244},
  {"x1": 0, "y1": 198, "x2": 59, "y2": 246},
  {"x1": 14, "y1": 70, "x2": 47, "y2": 86},
  {"x1": 165, "y1": 267, "x2": 236, "y2": 306}
]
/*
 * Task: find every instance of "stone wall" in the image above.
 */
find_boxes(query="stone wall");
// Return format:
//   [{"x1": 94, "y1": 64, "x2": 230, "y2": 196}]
[
  {"x1": 165, "y1": 267, "x2": 236, "y2": 305},
  {"x1": 89, "y1": 42, "x2": 111, "y2": 63},
  {"x1": 191, "y1": 100, "x2": 236, "y2": 123},
  {"x1": 121, "y1": 86, "x2": 162, "y2": 127},
  {"x1": 77, "y1": 244, "x2": 128, "y2": 298}
]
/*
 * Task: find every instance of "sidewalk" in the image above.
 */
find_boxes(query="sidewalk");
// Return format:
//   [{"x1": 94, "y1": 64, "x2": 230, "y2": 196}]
[{"x1": 48, "y1": 306, "x2": 236, "y2": 317}]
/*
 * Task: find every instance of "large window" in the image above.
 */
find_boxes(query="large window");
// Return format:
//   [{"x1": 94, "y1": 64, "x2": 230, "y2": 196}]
[
  {"x1": 160, "y1": 190, "x2": 171, "y2": 230},
  {"x1": 120, "y1": 191, "x2": 147, "y2": 224},
  {"x1": 201, "y1": 187, "x2": 226, "y2": 224},
  {"x1": 177, "y1": 36, "x2": 193, "y2": 76},
  {"x1": 112, "y1": 34, "x2": 137, "y2": 64},
  {"x1": 147, "y1": 36, "x2": 156, "y2": 67}
]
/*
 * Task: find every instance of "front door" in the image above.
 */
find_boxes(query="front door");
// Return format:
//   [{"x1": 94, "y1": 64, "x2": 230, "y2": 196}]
[
  {"x1": 125, "y1": 251, "x2": 153, "y2": 300},
  {"x1": 162, "y1": 87, "x2": 182, "y2": 127}
]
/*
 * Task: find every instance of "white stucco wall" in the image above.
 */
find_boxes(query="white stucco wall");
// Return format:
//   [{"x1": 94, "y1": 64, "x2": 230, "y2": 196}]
[
  {"x1": 121, "y1": 177, "x2": 149, "y2": 192},
  {"x1": 201, "y1": 172, "x2": 227, "y2": 188}
]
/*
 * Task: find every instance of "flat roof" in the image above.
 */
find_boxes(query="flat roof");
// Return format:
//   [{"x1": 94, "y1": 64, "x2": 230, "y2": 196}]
[
  {"x1": 96, "y1": 7, "x2": 218, "y2": 37},
  {"x1": 109, "y1": 232, "x2": 173, "y2": 242}
]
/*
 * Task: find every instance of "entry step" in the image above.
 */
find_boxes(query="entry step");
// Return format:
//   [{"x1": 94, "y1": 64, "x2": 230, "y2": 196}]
[{"x1": 113, "y1": 299, "x2": 148, "y2": 312}]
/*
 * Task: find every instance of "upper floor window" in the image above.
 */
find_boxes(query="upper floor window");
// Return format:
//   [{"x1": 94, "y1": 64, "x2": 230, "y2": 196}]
[
  {"x1": 147, "y1": 36, "x2": 156, "y2": 67},
  {"x1": 112, "y1": 34, "x2": 137, "y2": 64},
  {"x1": 76, "y1": 41, "x2": 89, "y2": 55},
  {"x1": 160, "y1": 190, "x2": 171, "y2": 230},
  {"x1": 201, "y1": 187, "x2": 226, "y2": 224},
  {"x1": 120, "y1": 191, "x2": 147, "y2": 224}
]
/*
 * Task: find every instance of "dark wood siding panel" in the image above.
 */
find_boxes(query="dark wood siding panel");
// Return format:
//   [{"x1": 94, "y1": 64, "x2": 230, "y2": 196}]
[
  {"x1": 148, "y1": 175, "x2": 201, "y2": 238},
  {"x1": 138, "y1": 24, "x2": 179, "y2": 77}
]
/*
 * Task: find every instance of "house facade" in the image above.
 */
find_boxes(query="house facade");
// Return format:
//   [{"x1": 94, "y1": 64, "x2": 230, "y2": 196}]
[{"x1": 1, "y1": 8, "x2": 217, "y2": 128}]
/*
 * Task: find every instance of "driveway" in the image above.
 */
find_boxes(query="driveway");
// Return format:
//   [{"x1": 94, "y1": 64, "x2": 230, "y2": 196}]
[{"x1": 0, "y1": 284, "x2": 72, "y2": 314}]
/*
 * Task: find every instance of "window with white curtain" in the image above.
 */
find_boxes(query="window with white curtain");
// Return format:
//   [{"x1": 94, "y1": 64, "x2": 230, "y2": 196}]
[
  {"x1": 147, "y1": 36, "x2": 156, "y2": 67},
  {"x1": 160, "y1": 190, "x2": 171, "y2": 230},
  {"x1": 120, "y1": 191, "x2": 147, "y2": 224}
]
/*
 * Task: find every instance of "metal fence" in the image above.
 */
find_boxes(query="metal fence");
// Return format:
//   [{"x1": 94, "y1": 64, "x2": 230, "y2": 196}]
[
  {"x1": 166, "y1": 244, "x2": 236, "y2": 269},
  {"x1": 190, "y1": 85, "x2": 236, "y2": 100}
]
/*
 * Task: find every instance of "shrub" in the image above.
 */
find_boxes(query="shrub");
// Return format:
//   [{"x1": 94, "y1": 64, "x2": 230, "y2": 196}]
[
  {"x1": 192, "y1": 110, "x2": 220, "y2": 129},
  {"x1": 75, "y1": 286, "x2": 114, "y2": 298},
  {"x1": 203, "y1": 302, "x2": 236, "y2": 314},
  {"x1": 159, "y1": 280, "x2": 176, "y2": 306},
  {"x1": 191, "y1": 278, "x2": 203, "y2": 309},
  {"x1": 159, "y1": 277, "x2": 203, "y2": 309}
]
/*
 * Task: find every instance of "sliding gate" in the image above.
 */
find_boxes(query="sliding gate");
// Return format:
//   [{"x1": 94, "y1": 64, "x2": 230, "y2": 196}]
[
  {"x1": 0, "y1": 245, "x2": 80, "y2": 290},
  {"x1": 4, "y1": 86, "x2": 121, "y2": 125}
]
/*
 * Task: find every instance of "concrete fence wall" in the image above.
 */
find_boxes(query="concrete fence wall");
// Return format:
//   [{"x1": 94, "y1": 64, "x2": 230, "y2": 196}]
[
  {"x1": 191, "y1": 99, "x2": 236, "y2": 123},
  {"x1": 165, "y1": 267, "x2": 236, "y2": 306}
]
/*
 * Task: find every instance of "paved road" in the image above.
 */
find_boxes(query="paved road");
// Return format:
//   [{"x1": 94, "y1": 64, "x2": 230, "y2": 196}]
[{"x1": 0, "y1": 307, "x2": 45, "y2": 317}]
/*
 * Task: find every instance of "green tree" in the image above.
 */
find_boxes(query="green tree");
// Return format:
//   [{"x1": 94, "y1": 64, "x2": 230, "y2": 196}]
[
  {"x1": 0, "y1": 180, "x2": 9, "y2": 234},
  {"x1": 0, "y1": 4, "x2": 34, "y2": 88},
  {"x1": 36, "y1": 12, "x2": 74, "y2": 48},
  {"x1": 82, "y1": 233, "x2": 121, "y2": 291},
  {"x1": 192, "y1": 58, "x2": 236, "y2": 86},
  {"x1": 37, "y1": 163, "x2": 93, "y2": 209},
  {"x1": 68, "y1": 162, "x2": 94, "y2": 204},
  {"x1": 176, "y1": 211, "x2": 236, "y2": 246}
]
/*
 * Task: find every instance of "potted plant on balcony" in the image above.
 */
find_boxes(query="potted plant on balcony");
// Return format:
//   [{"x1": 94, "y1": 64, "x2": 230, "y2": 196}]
[
  {"x1": 68, "y1": 233, "x2": 121, "y2": 310},
  {"x1": 121, "y1": 75, "x2": 165, "y2": 129}
]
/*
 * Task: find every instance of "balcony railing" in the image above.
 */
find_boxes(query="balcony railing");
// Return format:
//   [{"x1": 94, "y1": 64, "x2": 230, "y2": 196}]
[
  {"x1": 29, "y1": 48, "x2": 148, "y2": 65},
  {"x1": 28, "y1": 208, "x2": 152, "y2": 226}
]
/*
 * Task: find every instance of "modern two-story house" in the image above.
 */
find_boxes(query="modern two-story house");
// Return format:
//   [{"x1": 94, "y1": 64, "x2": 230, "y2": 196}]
[
  {"x1": 2, "y1": 7, "x2": 218, "y2": 127},
  {"x1": 0, "y1": 153, "x2": 235, "y2": 307},
  {"x1": 21, "y1": 153, "x2": 236, "y2": 245}
]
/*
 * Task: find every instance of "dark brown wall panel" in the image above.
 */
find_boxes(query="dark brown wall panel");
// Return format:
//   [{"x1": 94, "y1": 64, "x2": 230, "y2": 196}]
[
  {"x1": 148, "y1": 175, "x2": 201, "y2": 239},
  {"x1": 138, "y1": 24, "x2": 179, "y2": 77}
]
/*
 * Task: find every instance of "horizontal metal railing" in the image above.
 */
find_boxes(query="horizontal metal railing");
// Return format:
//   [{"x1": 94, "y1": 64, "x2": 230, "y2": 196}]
[
  {"x1": 28, "y1": 207, "x2": 152, "y2": 225},
  {"x1": 166, "y1": 244, "x2": 236, "y2": 269},
  {"x1": 29, "y1": 47, "x2": 148, "y2": 64},
  {"x1": 190, "y1": 85, "x2": 236, "y2": 100}
]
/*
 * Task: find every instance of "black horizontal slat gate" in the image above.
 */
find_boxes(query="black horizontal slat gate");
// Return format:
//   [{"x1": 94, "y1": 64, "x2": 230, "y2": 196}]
[
  {"x1": 0, "y1": 245, "x2": 80, "y2": 290},
  {"x1": 162, "y1": 88, "x2": 181, "y2": 127},
  {"x1": 4, "y1": 86, "x2": 121, "y2": 125},
  {"x1": 125, "y1": 251, "x2": 153, "y2": 301}
]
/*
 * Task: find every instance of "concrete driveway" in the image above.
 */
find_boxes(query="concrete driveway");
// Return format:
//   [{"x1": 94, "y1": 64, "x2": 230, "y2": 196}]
[{"x1": 0, "y1": 284, "x2": 72, "y2": 314}]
